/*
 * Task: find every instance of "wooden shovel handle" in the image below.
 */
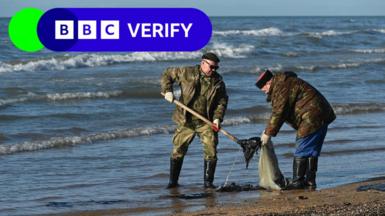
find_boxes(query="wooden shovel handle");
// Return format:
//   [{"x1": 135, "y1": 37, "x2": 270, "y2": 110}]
[{"x1": 161, "y1": 92, "x2": 239, "y2": 143}]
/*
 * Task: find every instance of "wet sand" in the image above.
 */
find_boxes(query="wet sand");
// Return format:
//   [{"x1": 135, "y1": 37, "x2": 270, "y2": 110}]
[
  {"x1": 52, "y1": 177, "x2": 385, "y2": 216},
  {"x1": 177, "y1": 177, "x2": 385, "y2": 216}
]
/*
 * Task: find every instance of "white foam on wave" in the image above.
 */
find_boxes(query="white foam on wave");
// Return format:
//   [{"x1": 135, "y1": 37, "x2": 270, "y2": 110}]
[
  {"x1": 0, "y1": 126, "x2": 174, "y2": 155},
  {"x1": 294, "y1": 65, "x2": 318, "y2": 71},
  {"x1": 333, "y1": 103, "x2": 385, "y2": 115},
  {"x1": 0, "y1": 90, "x2": 125, "y2": 106},
  {"x1": 252, "y1": 58, "x2": 385, "y2": 74},
  {"x1": 0, "y1": 42, "x2": 254, "y2": 73},
  {"x1": 222, "y1": 113, "x2": 270, "y2": 126},
  {"x1": 0, "y1": 97, "x2": 30, "y2": 106},
  {"x1": 223, "y1": 116, "x2": 252, "y2": 125},
  {"x1": 353, "y1": 48, "x2": 385, "y2": 54},
  {"x1": 374, "y1": 29, "x2": 385, "y2": 34},
  {"x1": 0, "y1": 92, "x2": 37, "y2": 106},
  {"x1": 209, "y1": 43, "x2": 254, "y2": 58},
  {"x1": 214, "y1": 27, "x2": 284, "y2": 36},
  {"x1": 46, "y1": 91, "x2": 123, "y2": 101},
  {"x1": 313, "y1": 58, "x2": 385, "y2": 71},
  {"x1": 329, "y1": 62, "x2": 361, "y2": 69},
  {"x1": 253, "y1": 65, "x2": 284, "y2": 73},
  {"x1": 306, "y1": 30, "x2": 356, "y2": 39},
  {"x1": 214, "y1": 28, "x2": 358, "y2": 39}
]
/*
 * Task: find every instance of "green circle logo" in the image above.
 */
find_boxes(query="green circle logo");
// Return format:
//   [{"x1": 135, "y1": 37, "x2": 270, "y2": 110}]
[{"x1": 8, "y1": 8, "x2": 44, "y2": 52}]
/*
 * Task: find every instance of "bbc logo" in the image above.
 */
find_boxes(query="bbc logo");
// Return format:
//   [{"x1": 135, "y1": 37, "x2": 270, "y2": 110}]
[{"x1": 55, "y1": 20, "x2": 120, "y2": 39}]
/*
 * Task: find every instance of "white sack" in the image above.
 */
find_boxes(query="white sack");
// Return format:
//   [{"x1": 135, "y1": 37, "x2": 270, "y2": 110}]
[{"x1": 258, "y1": 140, "x2": 286, "y2": 190}]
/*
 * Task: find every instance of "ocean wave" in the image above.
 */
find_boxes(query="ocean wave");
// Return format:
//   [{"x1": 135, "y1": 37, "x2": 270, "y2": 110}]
[
  {"x1": 225, "y1": 103, "x2": 385, "y2": 121},
  {"x1": 333, "y1": 103, "x2": 385, "y2": 115},
  {"x1": 0, "y1": 90, "x2": 126, "y2": 106},
  {"x1": 0, "y1": 42, "x2": 254, "y2": 73},
  {"x1": 226, "y1": 105, "x2": 271, "y2": 116},
  {"x1": 251, "y1": 58, "x2": 385, "y2": 73},
  {"x1": 318, "y1": 147, "x2": 385, "y2": 156},
  {"x1": 46, "y1": 91, "x2": 123, "y2": 101},
  {"x1": 0, "y1": 115, "x2": 268, "y2": 155},
  {"x1": 0, "y1": 126, "x2": 175, "y2": 155},
  {"x1": 213, "y1": 27, "x2": 284, "y2": 36},
  {"x1": 304, "y1": 30, "x2": 356, "y2": 39},
  {"x1": 209, "y1": 43, "x2": 255, "y2": 58},
  {"x1": 329, "y1": 124, "x2": 384, "y2": 131},
  {"x1": 2, "y1": 102, "x2": 384, "y2": 155},
  {"x1": 374, "y1": 29, "x2": 385, "y2": 34},
  {"x1": 0, "y1": 113, "x2": 89, "y2": 121},
  {"x1": 223, "y1": 116, "x2": 252, "y2": 125},
  {"x1": 352, "y1": 48, "x2": 385, "y2": 54},
  {"x1": 214, "y1": 27, "x2": 360, "y2": 39},
  {"x1": 0, "y1": 97, "x2": 31, "y2": 107},
  {"x1": 282, "y1": 146, "x2": 385, "y2": 158},
  {"x1": 223, "y1": 103, "x2": 385, "y2": 125}
]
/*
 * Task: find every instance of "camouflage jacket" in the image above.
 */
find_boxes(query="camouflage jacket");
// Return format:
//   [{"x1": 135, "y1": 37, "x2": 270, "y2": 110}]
[
  {"x1": 265, "y1": 72, "x2": 336, "y2": 138},
  {"x1": 161, "y1": 65, "x2": 228, "y2": 125}
]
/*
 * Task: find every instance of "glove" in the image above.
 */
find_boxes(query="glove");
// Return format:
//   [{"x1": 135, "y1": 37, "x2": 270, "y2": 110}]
[
  {"x1": 211, "y1": 119, "x2": 220, "y2": 132},
  {"x1": 164, "y1": 92, "x2": 174, "y2": 103},
  {"x1": 261, "y1": 131, "x2": 271, "y2": 146}
]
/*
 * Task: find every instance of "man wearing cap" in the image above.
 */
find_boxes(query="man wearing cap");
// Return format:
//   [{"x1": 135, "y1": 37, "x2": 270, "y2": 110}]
[
  {"x1": 160, "y1": 52, "x2": 228, "y2": 188},
  {"x1": 254, "y1": 70, "x2": 336, "y2": 189}
]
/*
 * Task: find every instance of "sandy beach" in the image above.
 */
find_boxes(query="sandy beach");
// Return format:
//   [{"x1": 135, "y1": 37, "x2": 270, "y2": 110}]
[
  {"x1": 176, "y1": 177, "x2": 385, "y2": 216},
  {"x1": 50, "y1": 177, "x2": 385, "y2": 216}
]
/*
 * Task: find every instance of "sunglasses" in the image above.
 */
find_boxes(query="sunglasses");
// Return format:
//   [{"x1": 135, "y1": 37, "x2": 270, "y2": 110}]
[{"x1": 203, "y1": 60, "x2": 219, "y2": 70}]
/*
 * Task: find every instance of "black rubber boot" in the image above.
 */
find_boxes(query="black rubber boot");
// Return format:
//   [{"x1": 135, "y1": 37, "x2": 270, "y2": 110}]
[
  {"x1": 167, "y1": 157, "x2": 183, "y2": 188},
  {"x1": 306, "y1": 157, "x2": 318, "y2": 190},
  {"x1": 204, "y1": 160, "x2": 217, "y2": 188},
  {"x1": 287, "y1": 157, "x2": 307, "y2": 189}
]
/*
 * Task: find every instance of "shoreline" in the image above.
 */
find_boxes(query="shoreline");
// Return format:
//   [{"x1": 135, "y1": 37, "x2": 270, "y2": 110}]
[
  {"x1": 175, "y1": 176, "x2": 385, "y2": 216},
  {"x1": 51, "y1": 176, "x2": 385, "y2": 216}
]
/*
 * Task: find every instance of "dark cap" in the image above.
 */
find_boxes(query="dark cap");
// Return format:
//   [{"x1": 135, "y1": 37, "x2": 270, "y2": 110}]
[
  {"x1": 255, "y1": 70, "x2": 273, "y2": 89},
  {"x1": 202, "y1": 52, "x2": 220, "y2": 63}
]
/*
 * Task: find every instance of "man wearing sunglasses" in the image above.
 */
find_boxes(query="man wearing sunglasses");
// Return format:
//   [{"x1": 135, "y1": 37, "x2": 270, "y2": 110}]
[{"x1": 161, "y1": 52, "x2": 228, "y2": 189}]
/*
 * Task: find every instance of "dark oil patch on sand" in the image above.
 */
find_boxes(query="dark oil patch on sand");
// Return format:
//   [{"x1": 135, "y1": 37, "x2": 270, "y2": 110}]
[
  {"x1": 46, "y1": 199, "x2": 127, "y2": 208},
  {"x1": 357, "y1": 183, "x2": 385, "y2": 192},
  {"x1": 216, "y1": 182, "x2": 263, "y2": 192}
]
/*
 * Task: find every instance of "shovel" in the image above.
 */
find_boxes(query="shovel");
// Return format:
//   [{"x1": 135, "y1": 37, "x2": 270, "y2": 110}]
[{"x1": 161, "y1": 93, "x2": 260, "y2": 168}]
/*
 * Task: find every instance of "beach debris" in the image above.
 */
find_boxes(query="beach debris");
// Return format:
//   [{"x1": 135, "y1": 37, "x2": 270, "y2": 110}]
[
  {"x1": 216, "y1": 182, "x2": 262, "y2": 192},
  {"x1": 167, "y1": 192, "x2": 212, "y2": 199},
  {"x1": 237, "y1": 137, "x2": 261, "y2": 168},
  {"x1": 46, "y1": 199, "x2": 127, "y2": 207},
  {"x1": 46, "y1": 202, "x2": 73, "y2": 208},
  {"x1": 296, "y1": 195, "x2": 308, "y2": 200}
]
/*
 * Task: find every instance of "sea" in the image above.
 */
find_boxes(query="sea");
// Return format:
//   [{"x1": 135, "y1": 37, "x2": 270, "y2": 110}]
[{"x1": 0, "y1": 16, "x2": 384, "y2": 216}]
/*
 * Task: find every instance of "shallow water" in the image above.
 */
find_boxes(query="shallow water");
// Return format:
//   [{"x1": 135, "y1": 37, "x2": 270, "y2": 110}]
[{"x1": 1, "y1": 16, "x2": 385, "y2": 216}]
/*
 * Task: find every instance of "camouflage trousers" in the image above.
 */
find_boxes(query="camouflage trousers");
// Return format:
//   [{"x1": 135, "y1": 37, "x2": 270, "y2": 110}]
[{"x1": 171, "y1": 123, "x2": 218, "y2": 161}]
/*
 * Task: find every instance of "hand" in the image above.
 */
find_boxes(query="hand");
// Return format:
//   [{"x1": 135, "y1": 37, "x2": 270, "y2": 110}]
[
  {"x1": 164, "y1": 92, "x2": 174, "y2": 103},
  {"x1": 261, "y1": 131, "x2": 271, "y2": 146},
  {"x1": 211, "y1": 119, "x2": 220, "y2": 132}
]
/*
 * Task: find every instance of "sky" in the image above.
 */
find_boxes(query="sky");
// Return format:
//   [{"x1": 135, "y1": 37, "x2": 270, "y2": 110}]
[{"x1": 1, "y1": 0, "x2": 385, "y2": 17}]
